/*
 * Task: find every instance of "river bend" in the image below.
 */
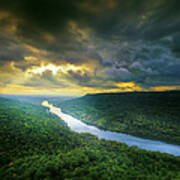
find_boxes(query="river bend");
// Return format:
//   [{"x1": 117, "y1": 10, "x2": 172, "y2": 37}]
[{"x1": 42, "y1": 101, "x2": 180, "y2": 156}]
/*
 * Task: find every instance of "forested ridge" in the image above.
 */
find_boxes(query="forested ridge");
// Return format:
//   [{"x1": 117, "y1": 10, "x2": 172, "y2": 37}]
[
  {"x1": 0, "y1": 97, "x2": 180, "y2": 179},
  {"x1": 60, "y1": 91, "x2": 180, "y2": 145}
]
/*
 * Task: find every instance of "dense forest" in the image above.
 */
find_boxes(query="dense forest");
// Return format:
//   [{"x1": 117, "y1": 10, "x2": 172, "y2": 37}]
[
  {"x1": 60, "y1": 91, "x2": 180, "y2": 145},
  {"x1": 0, "y1": 96, "x2": 180, "y2": 179}
]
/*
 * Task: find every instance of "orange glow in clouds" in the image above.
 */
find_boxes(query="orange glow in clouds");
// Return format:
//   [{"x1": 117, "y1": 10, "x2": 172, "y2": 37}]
[{"x1": 150, "y1": 85, "x2": 180, "y2": 91}]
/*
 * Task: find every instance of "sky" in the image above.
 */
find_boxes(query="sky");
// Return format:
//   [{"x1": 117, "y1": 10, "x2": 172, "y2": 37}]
[{"x1": 0, "y1": 0, "x2": 180, "y2": 96}]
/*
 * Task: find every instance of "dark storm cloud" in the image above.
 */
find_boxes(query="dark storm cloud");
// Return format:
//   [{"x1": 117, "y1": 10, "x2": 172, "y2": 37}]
[
  {"x1": 0, "y1": 0, "x2": 81, "y2": 28},
  {"x1": 172, "y1": 34, "x2": 180, "y2": 57},
  {"x1": 1, "y1": 0, "x2": 179, "y2": 44},
  {"x1": 67, "y1": 70, "x2": 91, "y2": 86},
  {"x1": 0, "y1": 0, "x2": 180, "y2": 92},
  {"x1": 22, "y1": 70, "x2": 68, "y2": 88},
  {"x1": 0, "y1": 40, "x2": 25, "y2": 62}
]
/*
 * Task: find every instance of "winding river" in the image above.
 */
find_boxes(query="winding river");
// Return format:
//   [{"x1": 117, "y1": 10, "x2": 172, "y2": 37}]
[{"x1": 42, "y1": 101, "x2": 180, "y2": 156}]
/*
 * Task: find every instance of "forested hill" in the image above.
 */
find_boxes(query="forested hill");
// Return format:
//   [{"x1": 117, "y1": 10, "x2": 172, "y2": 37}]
[
  {"x1": 60, "y1": 91, "x2": 180, "y2": 145},
  {"x1": 0, "y1": 96, "x2": 180, "y2": 179}
]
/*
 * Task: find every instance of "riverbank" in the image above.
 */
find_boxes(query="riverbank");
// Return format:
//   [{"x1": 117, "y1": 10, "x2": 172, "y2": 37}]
[
  {"x1": 58, "y1": 92, "x2": 180, "y2": 145},
  {"x1": 43, "y1": 101, "x2": 180, "y2": 156}
]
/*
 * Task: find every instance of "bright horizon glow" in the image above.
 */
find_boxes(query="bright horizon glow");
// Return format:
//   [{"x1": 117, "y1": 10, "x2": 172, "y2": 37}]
[{"x1": 0, "y1": 83, "x2": 180, "y2": 96}]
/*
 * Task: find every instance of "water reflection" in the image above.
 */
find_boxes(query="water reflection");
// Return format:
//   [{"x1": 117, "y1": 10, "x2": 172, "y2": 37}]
[{"x1": 42, "y1": 101, "x2": 180, "y2": 156}]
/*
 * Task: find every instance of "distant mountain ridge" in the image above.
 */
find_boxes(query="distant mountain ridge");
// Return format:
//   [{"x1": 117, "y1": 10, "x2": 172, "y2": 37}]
[{"x1": 84, "y1": 90, "x2": 180, "y2": 97}]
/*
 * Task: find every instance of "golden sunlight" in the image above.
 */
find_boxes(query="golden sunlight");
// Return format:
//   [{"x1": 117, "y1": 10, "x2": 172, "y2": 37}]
[
  {"x1": 150, "y1": 85, "x2": 180, "y2": 91},
  {"x1": 115, "y1": 82, "x2": 143, "y2": 91},
  {"x1": 27, "y1": 64, "x2": 61, "y2": 75},
  {"x1": 26, "y1": 63, "x2": 92, "y2": 76}
]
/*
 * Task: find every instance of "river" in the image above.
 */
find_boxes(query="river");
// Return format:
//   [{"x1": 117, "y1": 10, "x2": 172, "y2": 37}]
[{"x1": 42, "y1": 101, "x2": 180, "y2": 156}]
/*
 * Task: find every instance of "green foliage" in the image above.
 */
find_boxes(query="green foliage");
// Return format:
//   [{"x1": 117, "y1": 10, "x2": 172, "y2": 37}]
[
  {"x1": 60, "y1": 91, "x2": 180, "y2": 145},
  {"x1": 0, "y1": 97, "x2": 180, "y2": 179}
]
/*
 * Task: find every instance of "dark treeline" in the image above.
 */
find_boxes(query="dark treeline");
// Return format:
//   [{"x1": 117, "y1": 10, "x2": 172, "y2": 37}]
[
  {"x1": 0, "y1": 97, "x2": 180, "y2": 179},
  {"x1": 60, "y1": 91, "x2": 180, "y2": 145}
]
